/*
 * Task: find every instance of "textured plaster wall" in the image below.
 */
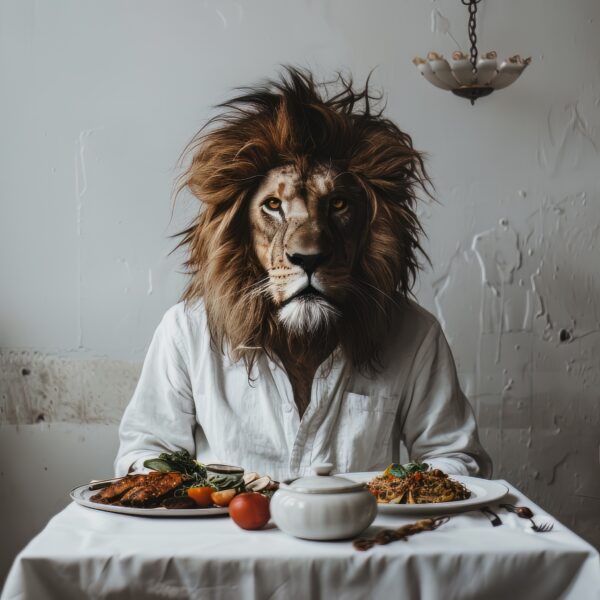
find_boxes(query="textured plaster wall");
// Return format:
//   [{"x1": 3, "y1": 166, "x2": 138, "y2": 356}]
[{"x1": 1, "y1": 0, "x2": 599, "y2": 582}]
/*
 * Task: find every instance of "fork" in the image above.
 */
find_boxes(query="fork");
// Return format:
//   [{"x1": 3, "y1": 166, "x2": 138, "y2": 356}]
[
  {"x1": 500, "y1": 503, "x2": 554, "y2": 532},
  {"x1": 530, "y1": 521, "x2": 554, "y2": 533},
  {"x1": 480, "y1": 506, "x2": 502, "y2": 526},
  {"x1": 88, "y1": 476, "x2": 125, "y2": 491}
]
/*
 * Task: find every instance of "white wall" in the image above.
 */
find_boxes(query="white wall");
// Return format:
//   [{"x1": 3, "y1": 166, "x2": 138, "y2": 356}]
[{"x1": 1, "y1": 0, "x2": 599, "y2": 582}]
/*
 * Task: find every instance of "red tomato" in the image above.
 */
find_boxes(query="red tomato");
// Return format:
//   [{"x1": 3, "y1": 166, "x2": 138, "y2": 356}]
[
  {"x1": 188, "y1": 486, "x2": 217, "y2": 507},
  {"x1": 229, "y1": 492, "x2": 270, "y2": 530}
]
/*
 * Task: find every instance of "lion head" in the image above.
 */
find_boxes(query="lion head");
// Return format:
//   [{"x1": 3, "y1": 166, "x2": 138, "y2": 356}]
[{"x1": 177, "y1": 68, "x2": 429, "y2": 373}]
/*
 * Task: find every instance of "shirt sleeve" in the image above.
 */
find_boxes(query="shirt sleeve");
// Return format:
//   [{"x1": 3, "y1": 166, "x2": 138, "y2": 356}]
[
  {"x1": 399, "y1": 321, "x2": 493, "y2": 477},
  {"x1": 114, "y1": 308, "x2": 197, "y2": 476}
]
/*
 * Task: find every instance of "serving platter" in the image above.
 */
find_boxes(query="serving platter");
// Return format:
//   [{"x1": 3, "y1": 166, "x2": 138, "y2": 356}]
[
  {"x1": 70, "y1": 480, "x2": 229, "y2": 517},
  {"x1": 343, "y1": 472, "x2": 508, "y2": 515}
]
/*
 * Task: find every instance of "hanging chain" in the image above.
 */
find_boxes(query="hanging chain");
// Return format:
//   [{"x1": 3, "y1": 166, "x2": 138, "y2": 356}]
[{"x1": 461, "y1": 0, "x2": 482, "y2": 74}]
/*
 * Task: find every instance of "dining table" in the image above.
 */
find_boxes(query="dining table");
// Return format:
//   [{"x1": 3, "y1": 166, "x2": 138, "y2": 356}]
[{"x1": 2, "y1": 478, "x2": 599, "y2": 600}]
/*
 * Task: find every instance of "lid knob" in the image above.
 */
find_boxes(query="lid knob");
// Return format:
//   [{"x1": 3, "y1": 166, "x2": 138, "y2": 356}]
[{"x1": 312, "y1": 463, "x2": 334, "y2": 476}]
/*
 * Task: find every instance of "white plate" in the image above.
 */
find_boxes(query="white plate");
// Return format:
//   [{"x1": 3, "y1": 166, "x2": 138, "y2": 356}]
[
  {"x1": 70, "y1": 481, "x2": 229, "y2": 517},
  {"x1": 343, "y1": 472, "x2": 508, "y2": 515}
]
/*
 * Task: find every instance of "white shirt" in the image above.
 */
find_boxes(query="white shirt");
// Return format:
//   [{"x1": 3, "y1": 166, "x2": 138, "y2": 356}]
[{"x1": 115, "y1": 300, "x2": 492, "y2": 480}]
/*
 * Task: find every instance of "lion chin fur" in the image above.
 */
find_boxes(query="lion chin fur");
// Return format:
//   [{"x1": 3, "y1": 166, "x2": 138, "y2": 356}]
[
  {"x1": 175, "y1": 66, "x2": 430, "y2": 375},
  {"x1": 278, "y1": 297, "x2": 341, "y2": 336}
]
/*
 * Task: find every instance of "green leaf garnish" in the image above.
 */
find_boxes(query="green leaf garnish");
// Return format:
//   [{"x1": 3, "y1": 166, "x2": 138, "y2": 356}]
[
  {"x1": 143, "y1": 450, "x2": 247, "y2": 494},
  {"x1": 384, "y1": 461, "x2": 429, "y2": 479},
  {"x1": 143, "y1": 450, "x2": 207, "y2": 480},
  {"x1": 142, "y1": 458, "x2": 173, "y2": 473}
]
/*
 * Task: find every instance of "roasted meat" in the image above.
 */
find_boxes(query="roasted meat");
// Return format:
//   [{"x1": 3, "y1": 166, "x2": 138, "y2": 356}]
[
  {"x1": 119, "y1": 472, "x2": 188, "y2": 507},
  {"x1": 90, "y1": 472, "x2": 188, "y2": 507},
  {"x1": 90, "y1": 474, "x2": 149, "y2": 504},
  {"x1": 161, "y1": 496, "x2": 197, "y2": 509}
]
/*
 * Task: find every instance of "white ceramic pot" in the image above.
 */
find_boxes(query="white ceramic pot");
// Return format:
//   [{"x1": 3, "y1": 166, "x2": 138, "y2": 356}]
[{"x1": 270, "y1": 463, "x2": 377, "y2": 541}]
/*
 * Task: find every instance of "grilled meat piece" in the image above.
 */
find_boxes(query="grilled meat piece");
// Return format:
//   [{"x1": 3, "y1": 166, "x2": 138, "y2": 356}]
[
  {"x1": 120, "y1": 472, "x2": 188, "y2": 507},
  {"x1": 90, "y1": 474, "x2": 148, "y2": 504},
  {"x1": 161, "y1": 496, "x2": 198, "y2": 509}
]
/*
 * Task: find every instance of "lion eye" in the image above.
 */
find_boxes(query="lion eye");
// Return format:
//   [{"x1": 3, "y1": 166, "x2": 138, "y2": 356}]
[
  {"x1": 264, "y1": 197, "x2": 282, "y2": 211},
  {"x1": 330, "y1": 197, "x2": 347, "y2": 211}
]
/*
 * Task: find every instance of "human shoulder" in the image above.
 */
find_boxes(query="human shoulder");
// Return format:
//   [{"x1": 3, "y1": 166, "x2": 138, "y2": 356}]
[
  {"x1": 363, "y1": 299, "x2": 445, "y2": 391},
  {"x1": 158, "y1": 300, "x2": 209, "y2": 346},
  {"x1": 381, "y1": 297, "x2": 442, "y2": 361},
  {"x1": 393, "y1": 297, "x2": 440, "y2": 339}
]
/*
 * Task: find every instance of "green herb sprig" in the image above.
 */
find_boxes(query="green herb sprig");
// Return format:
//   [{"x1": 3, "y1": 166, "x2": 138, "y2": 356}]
[
  {"x1": 144, "y1": 450, "x2": 207, "y2": 480},
  {"x1": 385, "y1": 461, "x2": 429, "y2": 479},
  {"x1": 143, "y1": 450, "x2": 246, "y2": 495}
]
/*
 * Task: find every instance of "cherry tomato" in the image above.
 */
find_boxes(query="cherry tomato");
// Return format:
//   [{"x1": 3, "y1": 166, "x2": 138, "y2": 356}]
[
  {"x1": 211, "y1": 488, "x2": 237, "y2": 507},
  {"x1": 187, "y1": 486, "x2": 217, "y2": 507},
  {"x1": 229, "y1": 492, "x2": 270, "y2": 530}
]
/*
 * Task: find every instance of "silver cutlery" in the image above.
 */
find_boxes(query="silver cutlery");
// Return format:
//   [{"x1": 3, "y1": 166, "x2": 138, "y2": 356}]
[
  {"x1": 87, "y1": 477, "x2": 124, "y2": 491},
  {"x1": 500, "y1": 503, "x2": 554, "y2": 532},
  {"x1": 480, "y1": 506, "x2": 502, "y2": 526}
]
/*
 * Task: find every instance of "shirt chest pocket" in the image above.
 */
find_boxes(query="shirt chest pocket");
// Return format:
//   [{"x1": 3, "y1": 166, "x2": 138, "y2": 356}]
[{"x1": 334, "y1": 392, "x2": 399, "y2": 469}]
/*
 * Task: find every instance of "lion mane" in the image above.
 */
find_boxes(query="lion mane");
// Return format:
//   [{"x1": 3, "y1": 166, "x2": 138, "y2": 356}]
[{"x1": 177, "y1": 67, "x2": 429, "y2": 374}]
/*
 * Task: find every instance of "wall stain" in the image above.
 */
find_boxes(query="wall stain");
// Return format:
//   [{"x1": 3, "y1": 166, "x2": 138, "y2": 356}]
[{"x1": 0, "y1": 351, "x2": 140, "y2": 426}]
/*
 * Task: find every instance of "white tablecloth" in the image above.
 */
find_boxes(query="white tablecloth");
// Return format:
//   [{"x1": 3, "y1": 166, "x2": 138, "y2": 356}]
[{"x1": 2, "y1": 481, "x2": 599, "y2": 600}]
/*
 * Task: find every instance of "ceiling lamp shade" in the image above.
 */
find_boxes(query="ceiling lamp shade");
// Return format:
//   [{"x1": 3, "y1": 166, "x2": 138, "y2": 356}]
[
  {"x1": 413, "y1": 0, "x2": 531, "y2": 105},
  {"x1": 413, "y1": 51, "x2": 531, "y2": 104}
]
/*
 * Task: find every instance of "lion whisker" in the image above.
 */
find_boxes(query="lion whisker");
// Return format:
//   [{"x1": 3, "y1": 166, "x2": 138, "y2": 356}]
[
  {"x1": 214, "y1": 276, "x2": 271, "y2": 301},
  {"x1": 354, "y1": 278, "x2": 402, "y2": 310},
  {"x1": 349, "y1": 282, "x2": 387, "y2": 316},
  {"x1": 246, "y1": 278, "x2": 274, "y2": 298}
]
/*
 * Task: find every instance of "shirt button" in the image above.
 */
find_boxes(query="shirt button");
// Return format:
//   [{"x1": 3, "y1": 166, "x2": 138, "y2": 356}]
[{"x1": 283, "y1": 405, "x2": 293, "y2": 413}]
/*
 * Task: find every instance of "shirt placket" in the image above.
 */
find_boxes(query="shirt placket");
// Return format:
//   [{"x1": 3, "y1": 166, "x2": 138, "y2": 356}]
[
  {"x1": 285, "y1": 353, "x2": 346, "y2": 476},
  {"x1": 265, "y1": 357, "x2": 300, "y2": 466}
]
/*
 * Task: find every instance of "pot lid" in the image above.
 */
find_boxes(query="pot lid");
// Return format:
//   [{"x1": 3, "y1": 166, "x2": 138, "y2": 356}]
[{"x1": 282, "y1": 463, "x2": 365, "y2": 494}]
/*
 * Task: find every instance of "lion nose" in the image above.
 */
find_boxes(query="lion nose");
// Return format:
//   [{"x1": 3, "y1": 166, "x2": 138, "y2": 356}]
[{"x1": 286, "y1": 252, "x2": 330, "y2": 277}]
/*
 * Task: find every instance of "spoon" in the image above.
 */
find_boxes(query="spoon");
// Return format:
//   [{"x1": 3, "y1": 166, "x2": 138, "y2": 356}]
[
  {"x1": 500, "y1": 503, "x2": 554, "y2": 532},
  {"x1": 500, "y1": 503, "x2": 533, "y2": 519}
]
